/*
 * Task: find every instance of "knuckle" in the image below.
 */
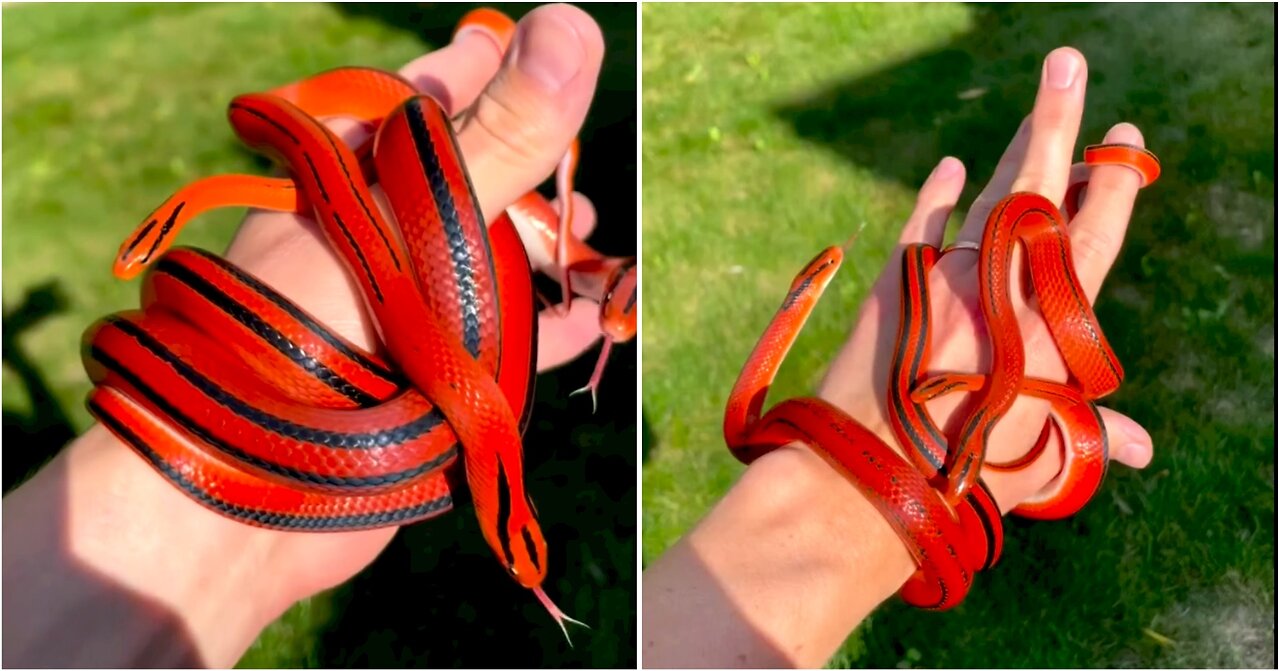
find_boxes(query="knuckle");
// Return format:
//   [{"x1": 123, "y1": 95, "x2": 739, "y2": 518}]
[
  {"x1": 1038, "y1": 104, "x2": 1071, "y2": 129},
  {"x1": 965, "y1": 193, "x2": 1001, "y2": 227},
  {"x1": 1071, "y1": 226, "x2": 1116, "y2": 265},
  {"x1": 469, "y1": 87, "x2": 558, "y2": 167},
  {"x1": 1088, "y1": 170, "x2": 1142, "y2": 202},
  {"x1": 1010, "y1": 169, "x2": 1050, "y2": 197},
  {"x1": 969, "y1": 193, "x2": 998, "y2": 214}
]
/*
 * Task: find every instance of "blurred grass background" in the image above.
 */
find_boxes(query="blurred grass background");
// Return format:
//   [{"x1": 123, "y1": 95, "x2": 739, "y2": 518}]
[
  {"x1": 642, "y1": 3, "x2": 1273, "y2": 668},
  {"x1": 3, "y1": 2, "x2": 635, "y2": 667}
]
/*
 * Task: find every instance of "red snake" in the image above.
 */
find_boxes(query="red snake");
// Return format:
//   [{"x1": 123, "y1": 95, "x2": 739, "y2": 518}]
[{"x1": 725, "y1": 144, "x2": 1160, "y2": 608}]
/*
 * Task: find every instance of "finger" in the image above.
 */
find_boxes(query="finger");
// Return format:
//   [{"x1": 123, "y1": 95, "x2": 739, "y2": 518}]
[
  {"x1": 1097, "y1": 406, "x2": 1153, "y2": 468},
  {"x1": 399, "y1": 26, "x2": 508, "y2": 115},
  {"x1": 1008, "y1": 47, "x2": 1087, "y2": 202},
  {"x1": 456, "y1": 4, "x2": 605, "y2": 221},
  {"x1": 556, "y1": 192, "x2": 598, "y2": 240},
  {"x1": 1067, "y1": 123, "x2": 1147, "y2": 299},
  {"x1": 1064, "y1": 162, "x2": 1092, "y2": 213},
  {"x1": 900, "y1": 157, "x2": 966, "y2": 247},
  {"x1": 325, "y1": 27, "x2": 513, "y2": 149},
  {"x1": 515, "y1": 193, "x2": 597, "y2": 272},
  {"x1": 958, "y1": 116, "x2": 1032, "y2": 238},
  {"x1": 869, "y1": 156, "x2": 966, "y2": 298},
  {"x1": 536, "y1": 297, "x2": 603, "y2": 370}
]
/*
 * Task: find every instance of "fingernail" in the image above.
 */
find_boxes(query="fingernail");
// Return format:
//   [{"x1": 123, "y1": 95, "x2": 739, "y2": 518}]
[
  {"x1": 1044, "y1": 49, "x2": 1079, "y2": 90},
  {"x1": 454, "y1": 25, "x2": 502, "y2": 51},
  {"x1": 1103, "y1": 122, "x2": 1143, "y2": 145},
  {"x1": 931, "y1": 157, "x2": 961, "y2": 180},
  {"x1": 514, "y1": 15, "x2": 585, "y2": 93},
  {"x1": 452, "y1": 30, "x2": 508, "y2": 67}
]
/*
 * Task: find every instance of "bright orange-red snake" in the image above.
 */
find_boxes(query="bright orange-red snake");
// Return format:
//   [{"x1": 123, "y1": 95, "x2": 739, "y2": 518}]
[
  {"x1": 82, "y1": 8, "x2": 633, "y2": 638},
  {"x1": 725, "y1": 144, "x2": 1160, "y2": 609}
]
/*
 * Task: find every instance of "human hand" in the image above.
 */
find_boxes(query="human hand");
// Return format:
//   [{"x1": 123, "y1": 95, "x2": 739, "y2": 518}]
[{"x1": 816, "y1": 46, "x2": 1155, "y2": 513}]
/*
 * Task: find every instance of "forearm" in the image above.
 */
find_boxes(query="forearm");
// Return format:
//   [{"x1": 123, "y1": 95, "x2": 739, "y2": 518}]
[
  {"x1": 2, "y1": 425, "x2": 290, "y2": 668},
  {"x1": 643, "y1": 445, "x2": 916, "y2": 668}
]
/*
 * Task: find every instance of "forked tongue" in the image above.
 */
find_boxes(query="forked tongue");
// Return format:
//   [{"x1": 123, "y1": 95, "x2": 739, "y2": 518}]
[
  {"x1": 534, "y1": 586, "x2": 589, "y2": 646},
  {"x1": 842, "y1": 221, "x2": 869, "y2": 252},
  {"x1": 570, "y1": 337, "x2": 614, "y2": 413}
]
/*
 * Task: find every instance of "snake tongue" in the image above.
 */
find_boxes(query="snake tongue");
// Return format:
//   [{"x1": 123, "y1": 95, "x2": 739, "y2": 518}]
[
  {"x1": 533, "y1": 587, "x2": 589, "y2": 646},
  {"x1": 841, "y1": 221, "x2": 868, "y2": 251},
  {"x1": 570, "y1": 337, "x2": 614, "y2": 413}
]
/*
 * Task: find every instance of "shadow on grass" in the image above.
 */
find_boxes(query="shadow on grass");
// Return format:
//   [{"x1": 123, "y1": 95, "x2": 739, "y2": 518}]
[
  {"x1": 295, "y1": 5, "x2": 638, "y2": 666},
  {"x1": 3, "y1": 281, "x2": 77, "y2": 494},
  {"x1": 771, "y1": 2, "x2": 1274, "y2": 667},
  {"x1": 4, "y1": 285, "x2": 205, "y2": 666},
  {"x1": 773, "y1": 4, "x2": 1274, "y2": 204}
]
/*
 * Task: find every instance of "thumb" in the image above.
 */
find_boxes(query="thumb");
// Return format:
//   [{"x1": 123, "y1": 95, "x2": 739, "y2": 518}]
[
  {"x1": 1098, "y1": 406, "x2": 1154, "y2": 469},
  {"x1": 456, "y1": 4, "x2": 604, "y2": 220}
]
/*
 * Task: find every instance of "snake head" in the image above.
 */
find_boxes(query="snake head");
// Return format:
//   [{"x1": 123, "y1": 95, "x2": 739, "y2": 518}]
[
  {"x1": 779, "y1": 247, "x2": 844, "y2": 311},
  {"x1": 599, "y1": 259, "x2": 637, "y2": 342},
  {"x1": 489, "y1": 458, "x2": 549, "y2": 589},
  {"x1": 504, "y1": 515, "x2": 549, "y2": 589}
]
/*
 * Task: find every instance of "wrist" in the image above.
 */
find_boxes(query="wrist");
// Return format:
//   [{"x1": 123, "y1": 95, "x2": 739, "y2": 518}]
[
  {"x1": 645, "y1": 443, "x2": 916, "y2": 668},
  {"x1": 3, "y1": 424, "x2": 292, "y2": 667},
  {"x1": 738, "y1": 444, "x2": 918, "y2": 606}
]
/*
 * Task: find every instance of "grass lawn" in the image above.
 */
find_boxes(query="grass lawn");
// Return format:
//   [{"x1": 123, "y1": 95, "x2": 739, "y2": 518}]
[
  {"x1": 4, "y1": 3, "x2": 636, "y2": 667},
  {"x1": 642, "y1": 3, "x2": 1274, "y2": 668}
]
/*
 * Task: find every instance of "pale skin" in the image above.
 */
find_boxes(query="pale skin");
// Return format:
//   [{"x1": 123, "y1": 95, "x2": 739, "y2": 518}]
[
  {"x1": 3, "y1": 5, "x2": 608, "y2": 667},
  {"x1": 643, "y1": 47, "x2": 1157, "y2": 668}
]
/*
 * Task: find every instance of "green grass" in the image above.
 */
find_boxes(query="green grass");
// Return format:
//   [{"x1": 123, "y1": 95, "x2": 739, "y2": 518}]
[
  {"x1": 642, "y1": 3, "x2": 1274, "y2": 668},
  {"x1": 4, "y1": 3, "x2": 636, "y2": 667}
]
